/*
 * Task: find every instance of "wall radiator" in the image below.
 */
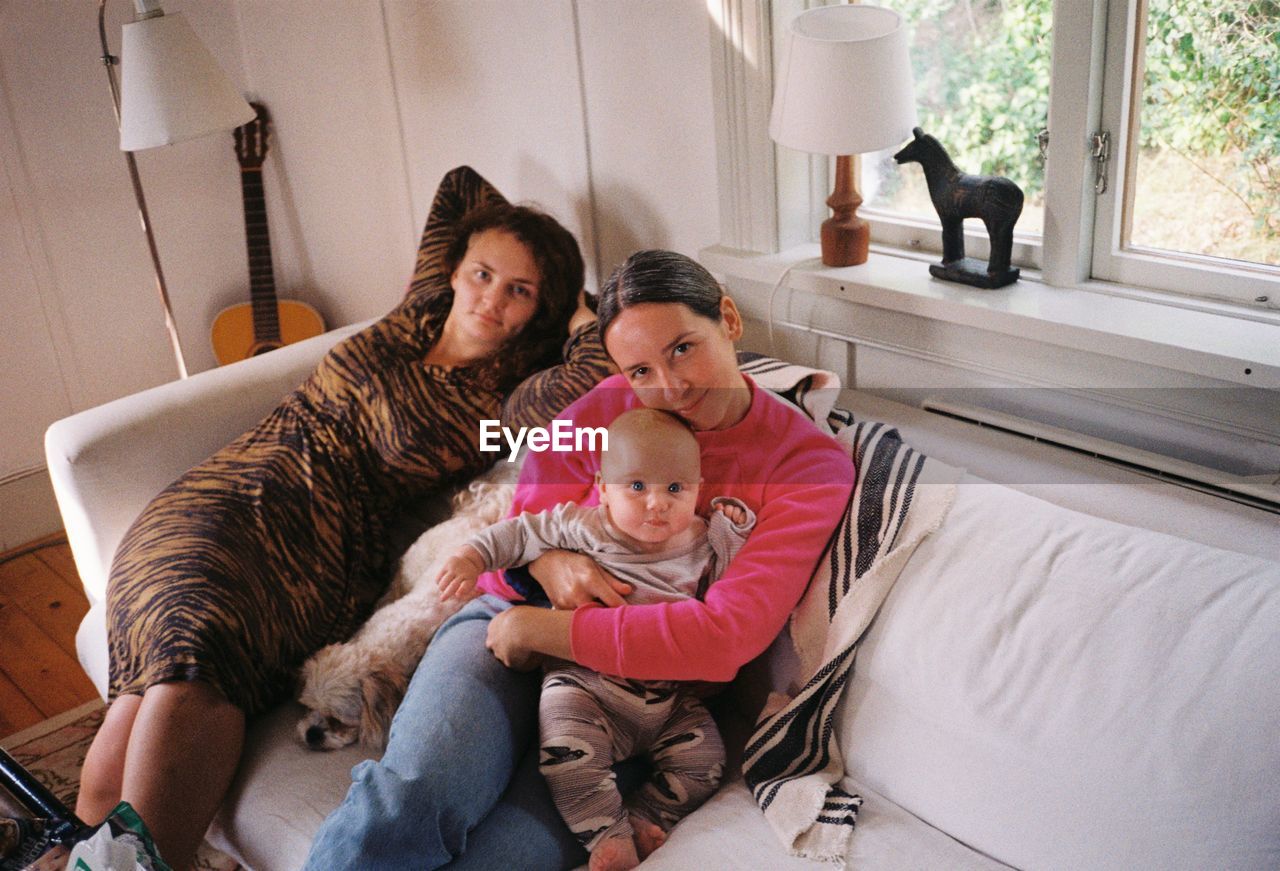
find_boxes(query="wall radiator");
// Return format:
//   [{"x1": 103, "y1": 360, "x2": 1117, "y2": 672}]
[{"x1": 920, "y1": 397, "x2": 1280, "y2": 515}]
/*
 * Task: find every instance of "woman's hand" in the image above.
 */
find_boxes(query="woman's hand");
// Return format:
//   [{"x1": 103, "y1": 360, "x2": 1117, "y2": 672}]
[
  {"x1": 526, "y1": 550, "x2": 633, "y2": 609},
  {"x1": 486, "y1": 606, "x2": 574, "y2": 670}
]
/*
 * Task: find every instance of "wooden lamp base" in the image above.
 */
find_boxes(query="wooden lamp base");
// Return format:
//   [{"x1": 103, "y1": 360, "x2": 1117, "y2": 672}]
[{"x1": 820, "y1": 154, "x2": 869, "y2": 267}]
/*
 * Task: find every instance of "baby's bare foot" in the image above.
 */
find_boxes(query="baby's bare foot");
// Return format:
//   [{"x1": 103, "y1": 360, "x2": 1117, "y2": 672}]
[
  {"x1": 589, "y1": 834, "x2": 640, "y2": 871},
  {"x1": 630, "y1": 813, "x2": 668, "y2": 859}
]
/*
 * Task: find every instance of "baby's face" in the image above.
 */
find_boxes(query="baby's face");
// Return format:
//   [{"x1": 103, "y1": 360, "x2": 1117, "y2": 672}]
[{"x1": 598, "y1": 433, "x2": 700, "y2": 548}]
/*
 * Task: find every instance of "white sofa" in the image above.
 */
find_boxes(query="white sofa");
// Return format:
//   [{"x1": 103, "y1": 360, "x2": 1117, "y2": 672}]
[{"x1": 45, "y1": 326, "x2": 1280, "y2": 870}]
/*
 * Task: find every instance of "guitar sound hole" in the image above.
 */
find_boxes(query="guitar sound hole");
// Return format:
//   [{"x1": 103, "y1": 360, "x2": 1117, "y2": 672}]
[{"x1": 252, "y1": 345, "x2": 281, "y2": 357}]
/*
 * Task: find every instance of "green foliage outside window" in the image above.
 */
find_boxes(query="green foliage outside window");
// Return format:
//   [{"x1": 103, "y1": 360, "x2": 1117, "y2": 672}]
[
  {"x1": 886, "y1": 0, "x2": 1052, "y2": 197},
  {"x1": 1143, "y1": 0, "x2": 1280, "y2": 238}
]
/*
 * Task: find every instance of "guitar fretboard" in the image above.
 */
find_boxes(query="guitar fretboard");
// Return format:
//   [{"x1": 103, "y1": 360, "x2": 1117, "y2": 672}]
[{"x1": 240, "y1": 166, "x2": 281, "y2": 343}]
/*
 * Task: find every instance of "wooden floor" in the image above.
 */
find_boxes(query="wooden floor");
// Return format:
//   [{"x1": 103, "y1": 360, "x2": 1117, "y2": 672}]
[{"x1": 0, "y1": 535, "x2": 100, "y2": 736}]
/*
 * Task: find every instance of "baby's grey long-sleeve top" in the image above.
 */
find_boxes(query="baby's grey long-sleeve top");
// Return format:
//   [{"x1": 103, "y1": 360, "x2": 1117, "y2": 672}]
[{"x1": 466, "y1": 497, "x2": 756, "y2": 604}]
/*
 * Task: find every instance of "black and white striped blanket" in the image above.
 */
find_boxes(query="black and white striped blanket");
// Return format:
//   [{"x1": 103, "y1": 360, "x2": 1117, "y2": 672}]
[{"x1": 739, "y1": 354, "x2": 961, "y2": 865}]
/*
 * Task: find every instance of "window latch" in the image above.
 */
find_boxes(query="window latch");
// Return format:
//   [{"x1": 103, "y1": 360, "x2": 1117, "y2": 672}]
[
  {"x1": 1090, "y1": 131, "x2": 1111, "y2": 195},
  {"x1": 1036, "y1": 128, "x2": 1050, "y2": 162}
]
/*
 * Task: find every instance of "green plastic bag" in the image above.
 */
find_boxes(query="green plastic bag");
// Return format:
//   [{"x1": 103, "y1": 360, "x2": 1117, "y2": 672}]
[{"x1": 65, "y1": 803, "x2": 170, "y2": 871}]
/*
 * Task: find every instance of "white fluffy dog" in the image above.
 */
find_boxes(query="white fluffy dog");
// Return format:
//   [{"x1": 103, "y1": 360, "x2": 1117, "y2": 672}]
[{"x1": 296, "y1": 458, "x2": 521, "y2": 751}]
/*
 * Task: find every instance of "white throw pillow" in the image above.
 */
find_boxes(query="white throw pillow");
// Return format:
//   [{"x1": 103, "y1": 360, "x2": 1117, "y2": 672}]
[{"x1": 837, "y1": 475, "x2": 1280, "y2": 870}]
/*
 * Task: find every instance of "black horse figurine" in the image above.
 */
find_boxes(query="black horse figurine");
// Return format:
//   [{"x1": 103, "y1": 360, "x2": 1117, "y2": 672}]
[{"x1": 893, "y1": 127, "x2": 1024, "y2": 289}]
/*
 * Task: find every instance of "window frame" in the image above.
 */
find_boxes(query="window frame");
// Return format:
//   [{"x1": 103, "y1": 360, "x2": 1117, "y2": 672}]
[{"x1": 716, "y1": 0, "x2": 1279, "y2": 314}]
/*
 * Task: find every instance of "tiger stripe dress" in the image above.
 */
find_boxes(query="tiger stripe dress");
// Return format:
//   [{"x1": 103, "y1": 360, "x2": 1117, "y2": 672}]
[{"x1": 106, "y1": 166, "x2": 611, "y2": 716}]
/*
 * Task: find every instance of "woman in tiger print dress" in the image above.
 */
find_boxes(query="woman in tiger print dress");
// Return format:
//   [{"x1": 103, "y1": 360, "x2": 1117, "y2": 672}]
[{"x1": 74, "y1": 165, "x2": 612, "y2": 870}]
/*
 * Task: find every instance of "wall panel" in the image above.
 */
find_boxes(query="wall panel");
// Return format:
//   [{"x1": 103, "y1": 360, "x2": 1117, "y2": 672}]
[
  {"x1": 383, "y1": 0, "x2": 598, "y2": 285},
  {"x1": 576, "y1": 0, "x2": 722, "y2": 279},
  {"x1": 234, "y1": 0, "x2": 414, "y2": 327}
]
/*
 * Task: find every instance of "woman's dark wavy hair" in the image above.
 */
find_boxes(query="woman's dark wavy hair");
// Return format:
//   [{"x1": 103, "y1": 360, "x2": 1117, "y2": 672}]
[
  {"x1": 440, "y1": 202, "x2": 583, "y2": 388},
  {"x1": 597, "y1": 249, "x2": 724, "y2": 342}
]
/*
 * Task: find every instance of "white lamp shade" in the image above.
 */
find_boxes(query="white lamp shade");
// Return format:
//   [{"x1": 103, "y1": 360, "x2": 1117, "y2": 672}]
[
  {"x1": 118, "y1": 12, "x2": 255, "y2": 151},
  {"x1": 769, "y1": 4, "x2": 918, "y2": 156}
]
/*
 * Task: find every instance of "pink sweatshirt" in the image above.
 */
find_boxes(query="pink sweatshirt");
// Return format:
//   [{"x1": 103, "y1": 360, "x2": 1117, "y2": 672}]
[{"x1": 478, "y1": 374, "x2": 855, "y2": 682}]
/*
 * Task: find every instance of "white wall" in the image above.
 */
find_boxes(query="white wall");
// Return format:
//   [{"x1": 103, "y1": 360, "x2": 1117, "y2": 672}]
[
  {"x1": 577, "y1": 0, "x2": 722, "y2": 274},
  {"x1": 0, "y1": 0, "x2": 721, "y2": 547}
]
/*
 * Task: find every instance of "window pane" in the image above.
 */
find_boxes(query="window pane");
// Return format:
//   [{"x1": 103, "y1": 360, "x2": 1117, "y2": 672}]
[
  {"x1": 1127, "y1": 0, "x2": 1280, "y2": 268},
  {"x1": 863, "y1": 0, "x2": 1051, "y2": 236}
]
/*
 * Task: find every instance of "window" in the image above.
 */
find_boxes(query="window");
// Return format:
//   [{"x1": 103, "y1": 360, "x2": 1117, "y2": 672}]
[
  {"x1": 785, "y1": 0, "x2": 1279, "y2": 310},
  {"x1": 863, "y1": 0, "x2": 1051, "y2": 269},
  {"x1": 1091, "y1": 0, "x2": 1279, "y2": 304}
]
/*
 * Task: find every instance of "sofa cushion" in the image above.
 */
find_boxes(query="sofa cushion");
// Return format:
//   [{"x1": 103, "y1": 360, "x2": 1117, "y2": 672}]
[
  {"x1": 837, "y1": 475, "x2": 1280, "y2": 869},
  {"x1": 208, "y1": 704, "x2": 1010, "y2": 871},
  {"x1": 209, "y1": 703, "x2": 372, "y2": 871},
  {"x1": 641, "y1": 775, "x2": 1009, "y2": 870}
]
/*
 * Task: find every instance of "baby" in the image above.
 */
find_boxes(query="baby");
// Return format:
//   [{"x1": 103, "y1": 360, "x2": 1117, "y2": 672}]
[{"x1": 437, "y1": 407, "x2": 754, "y2": 871}]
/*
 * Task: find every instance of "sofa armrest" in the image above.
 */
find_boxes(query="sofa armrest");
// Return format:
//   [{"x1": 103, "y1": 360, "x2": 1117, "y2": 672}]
[{"x1": 45, "y1": 322, "x2": 369, "y2": 606}]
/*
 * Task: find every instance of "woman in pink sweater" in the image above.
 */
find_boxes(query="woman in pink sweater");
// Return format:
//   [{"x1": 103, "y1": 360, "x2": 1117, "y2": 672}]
[{"x1": 305, "y1": 249, "x2": 854, "y2": 870}]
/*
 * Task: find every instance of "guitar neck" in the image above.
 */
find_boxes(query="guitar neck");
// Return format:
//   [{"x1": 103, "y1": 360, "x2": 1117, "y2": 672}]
[{"x1": 240, "y1": 166, "x2": 281, "y2": 342}]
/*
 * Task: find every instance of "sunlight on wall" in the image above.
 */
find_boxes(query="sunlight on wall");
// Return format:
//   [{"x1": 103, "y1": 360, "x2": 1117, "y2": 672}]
[{"x1": 706, "y1": 0, "x2": 760, "y2": 71}]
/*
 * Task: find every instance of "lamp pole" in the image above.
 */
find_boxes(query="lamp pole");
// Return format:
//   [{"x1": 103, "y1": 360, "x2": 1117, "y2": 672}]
[{"x1": 98, "y1": 0, "x2": 189, "y2": 379}]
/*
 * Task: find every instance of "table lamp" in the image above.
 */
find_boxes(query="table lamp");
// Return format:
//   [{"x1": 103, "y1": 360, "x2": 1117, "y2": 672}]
[
  {"x1": 769, "y1": 4, "x2": 917, "y2": 267},
  {"x1": 98, "y1": 0, "x2": 256, "y2": 378}
]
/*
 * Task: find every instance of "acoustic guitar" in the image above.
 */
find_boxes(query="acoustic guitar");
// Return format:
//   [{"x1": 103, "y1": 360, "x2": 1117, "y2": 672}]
[{"x1": 211, "y1": 102, "x2": 324, "y2": 365}]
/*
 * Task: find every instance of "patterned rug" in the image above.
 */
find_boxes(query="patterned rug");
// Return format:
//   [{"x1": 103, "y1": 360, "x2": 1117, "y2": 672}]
[{"x1": 1, "y1": 701, "x2": 240, "y2": 870}]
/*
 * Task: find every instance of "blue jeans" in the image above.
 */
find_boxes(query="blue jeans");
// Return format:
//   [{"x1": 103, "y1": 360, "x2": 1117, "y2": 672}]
[{"x1": 302, "y1": 595, "x2": 588, "y2": 870}]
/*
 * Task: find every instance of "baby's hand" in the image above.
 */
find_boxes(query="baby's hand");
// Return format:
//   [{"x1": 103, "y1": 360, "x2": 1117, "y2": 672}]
[
  {"x1": 714, "y1": 501, "x2": 747, "y2": 525},
  {"x1": 436, "y1": 546, "x2": 485, "y2": 601}
]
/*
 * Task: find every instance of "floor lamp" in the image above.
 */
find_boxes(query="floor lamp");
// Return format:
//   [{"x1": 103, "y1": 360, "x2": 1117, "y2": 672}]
[{"x1": 98, "y1": 0, "x2": 255, "y2": 379}]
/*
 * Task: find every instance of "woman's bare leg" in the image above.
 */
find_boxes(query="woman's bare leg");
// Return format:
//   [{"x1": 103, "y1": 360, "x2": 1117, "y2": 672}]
[
  {"x1": 76, "y1": 694, "x2": 142, "y2": 823},
  {"x1": 75, "y1": 683, "x2": 244, "y2": 869},
  {"x1": 120, "y1": 682, "x2": 245, "y2": 871}
]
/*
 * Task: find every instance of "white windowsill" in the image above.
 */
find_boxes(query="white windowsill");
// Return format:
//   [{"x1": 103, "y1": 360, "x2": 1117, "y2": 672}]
[{"x1": 699, "y1": 243, "x2": 1280, "y2": 389}]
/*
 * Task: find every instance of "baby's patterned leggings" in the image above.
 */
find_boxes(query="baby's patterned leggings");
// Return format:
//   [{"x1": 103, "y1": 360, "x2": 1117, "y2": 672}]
[{"x1": 538, "y1": 663, "x2": 725, "y2": 851}]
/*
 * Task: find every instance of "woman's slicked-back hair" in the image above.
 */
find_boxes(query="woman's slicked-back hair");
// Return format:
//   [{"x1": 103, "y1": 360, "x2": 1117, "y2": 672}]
[
  {"x1": 597, "y1": 249, "x2": 723, "y2": 338},
  {"x1": 444, "y1": 201, "x2": 584, "y2": 386}
]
